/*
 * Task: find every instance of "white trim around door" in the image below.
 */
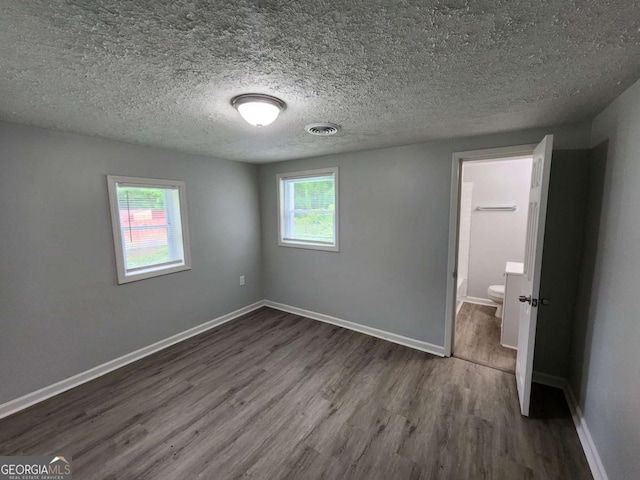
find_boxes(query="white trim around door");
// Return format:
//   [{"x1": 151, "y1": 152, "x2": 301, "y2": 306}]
[{"x1": 444, "y1": 143, "x2": 537, "y2": 357}]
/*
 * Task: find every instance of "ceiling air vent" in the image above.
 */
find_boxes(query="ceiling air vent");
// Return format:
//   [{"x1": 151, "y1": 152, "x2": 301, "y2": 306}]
[{"x1": 305, "y1": 122, "x2": 340, "y2": 136}]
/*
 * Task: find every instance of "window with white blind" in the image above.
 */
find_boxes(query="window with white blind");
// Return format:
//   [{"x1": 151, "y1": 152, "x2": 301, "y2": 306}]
[
  {"x1": 277, "y1": 167, "x2": 339, "y2": 251},
  {"x1": 107, "y1": 176, "x2": 191, "y2": 284}
]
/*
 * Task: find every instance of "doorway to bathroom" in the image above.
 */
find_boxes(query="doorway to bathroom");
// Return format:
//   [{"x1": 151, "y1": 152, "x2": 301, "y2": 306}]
[
  {"x1": 451, "y1": 154, "x2": 533, "y2": 373},
  {"x1": 445, "y1": 137, "x2": 554, "y2": 416},
  {"x1": 452, "y1": 154, "x2": 533, "y2": 373}
]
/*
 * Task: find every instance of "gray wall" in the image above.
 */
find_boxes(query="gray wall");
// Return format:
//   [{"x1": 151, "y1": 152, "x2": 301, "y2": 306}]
[
  {"x1": 0, "y1": 122, "x2": 262, "y2": 404},
  {"x1": 259, "y1": 122, "x2": 591, "y2": 346},
  {"x1": 570, "y1": 79, "x2": 640, "y2": 480},
  {"x1": 534, "y1": 149, "x2": 590, "y2": 378}
]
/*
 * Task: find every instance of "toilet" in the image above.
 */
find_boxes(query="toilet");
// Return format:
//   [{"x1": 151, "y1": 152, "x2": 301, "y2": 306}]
[{"x1": 487, "y1": 285, "x2": 505, "y2": 318}]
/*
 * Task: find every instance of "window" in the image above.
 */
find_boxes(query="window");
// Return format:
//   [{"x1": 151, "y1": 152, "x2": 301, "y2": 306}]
[
  {"x1": 107, "y1": 175, "x2": 191, "y2": 284},
  {"x1": 277, "y1": 167, "x2": 339, "y2": 251}
]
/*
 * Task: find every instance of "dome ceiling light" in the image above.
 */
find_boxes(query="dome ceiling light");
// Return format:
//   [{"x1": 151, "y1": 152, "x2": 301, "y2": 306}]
[{"x1": 231, "y1": 94, "x2": 286, "y2": 127}]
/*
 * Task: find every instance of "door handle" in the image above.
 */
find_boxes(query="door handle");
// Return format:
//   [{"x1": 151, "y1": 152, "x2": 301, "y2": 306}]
[{"x1": 519, "y1": 295, "x2": 545, "y2": 307}]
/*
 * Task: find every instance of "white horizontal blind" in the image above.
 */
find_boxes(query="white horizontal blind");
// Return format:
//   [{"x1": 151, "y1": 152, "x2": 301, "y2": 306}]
[
  {"x1": 281, "y1": 174, "x2": 335, "y2": 245},
  {"x1": 115, "y1": 184, "x2": 185, "y2": 272}
]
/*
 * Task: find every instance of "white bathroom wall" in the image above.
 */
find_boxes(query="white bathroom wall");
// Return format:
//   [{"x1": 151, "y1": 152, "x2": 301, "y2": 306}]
[
  {"x1": 463, "y1": 157, "x2": 533, "y2": 299},
  {"x1": 457, "y1": 182, "x2": 473, "y2": 297}
]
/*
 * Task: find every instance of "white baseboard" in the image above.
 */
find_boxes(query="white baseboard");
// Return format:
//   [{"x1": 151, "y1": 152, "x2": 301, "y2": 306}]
[
  {"x1": 0, "y1": 300, "x2": 266, "y2": 420},
  {"x1": 264, "y1": 300, "x2": 445, "y2": 357},
  {"x1": 0, "y1": 299, "x2": 607, "y2": 480},
  {"x1": 459, "y1": 296, "x2": 498, "y2": 307},
  {"x1": 532, "y1": 372, "x2": 608, "y2": 480},
  {"x1": 563, "y1": 382, "x2": 609, "y2": 480},
  {"x1": 1, "y1": 299, "x2": 443, "y2": 419}
]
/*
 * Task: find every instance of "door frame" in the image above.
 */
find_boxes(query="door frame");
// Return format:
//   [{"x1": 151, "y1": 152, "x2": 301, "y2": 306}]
[{"x1": 444, "y1": 143, "x2": 537, "y2": 357}]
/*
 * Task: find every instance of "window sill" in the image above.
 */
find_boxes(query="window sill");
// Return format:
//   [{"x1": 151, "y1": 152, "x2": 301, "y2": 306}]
[
  {"x1": 278, "y1": 240, "x2": 339, "y2": 252},
  {"x1": 117, "y1": 263, "x2": 191, "y2": 284}
]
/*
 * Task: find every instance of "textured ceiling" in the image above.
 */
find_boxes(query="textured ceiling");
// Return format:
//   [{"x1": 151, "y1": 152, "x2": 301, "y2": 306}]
[{"x1": 1, "y1": 1, "x2": 639, "y2": 163}]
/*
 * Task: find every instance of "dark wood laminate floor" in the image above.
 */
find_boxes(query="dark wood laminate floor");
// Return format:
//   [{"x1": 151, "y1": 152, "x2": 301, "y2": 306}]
[
  {"x1": 454, "y1": 302, "x2": 518, "y2": 373},
  {"x1": 0, "y1": 307, "x2": 591, "y2": 479}
]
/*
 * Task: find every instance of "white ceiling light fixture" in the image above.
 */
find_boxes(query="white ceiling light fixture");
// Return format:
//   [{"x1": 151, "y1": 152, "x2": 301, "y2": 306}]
[{"x1": 231, "y1": 93, "x2": 286, "y2": 127}]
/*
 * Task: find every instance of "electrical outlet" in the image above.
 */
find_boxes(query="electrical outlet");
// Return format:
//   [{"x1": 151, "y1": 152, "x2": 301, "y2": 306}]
[{"x1": 239, "y1": 275, "x2": 245, "y2": 286}]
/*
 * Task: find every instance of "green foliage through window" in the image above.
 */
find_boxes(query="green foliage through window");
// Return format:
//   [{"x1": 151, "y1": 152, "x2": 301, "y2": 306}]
[
  {"x1": 280, "y1": 171, "x2": 337, "y2": 247},
  {"x1": 293, "y1": 179, "x2": 334, "y2": 210},
  {"x1": 117, "y1": 186, "x2": 165, "y2": 210}
]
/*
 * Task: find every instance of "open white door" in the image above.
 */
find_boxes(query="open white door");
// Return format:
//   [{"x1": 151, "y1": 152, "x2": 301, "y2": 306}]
[{"x1": 515, "y1": 134, "x2": 553, "y2": 417}]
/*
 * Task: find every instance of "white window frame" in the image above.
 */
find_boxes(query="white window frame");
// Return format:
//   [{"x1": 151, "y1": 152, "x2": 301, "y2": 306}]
[
  {"x1": 107, "y1": 175, "x2": 192, "y2": 284},
  {"x1": 276, "y1": 167, "x2": 339, "y2": 252}
]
